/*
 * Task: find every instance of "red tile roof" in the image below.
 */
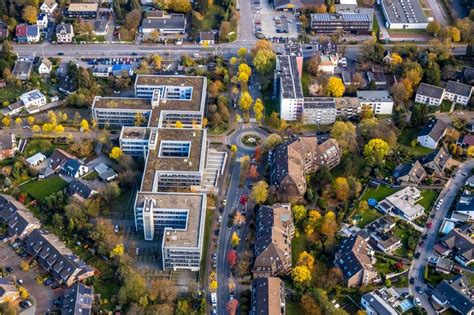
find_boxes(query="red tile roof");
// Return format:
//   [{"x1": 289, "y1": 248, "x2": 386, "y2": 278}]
[{"x1": 16, "y1": 24, "x2": 27, "y2": 37}]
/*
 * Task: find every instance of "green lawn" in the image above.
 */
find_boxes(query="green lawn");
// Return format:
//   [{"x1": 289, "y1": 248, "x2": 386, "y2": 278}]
[
  {"x1": 398, "y1": 128, "x2": 434, "y2": 156},
  {"x1": 301, "y1": 70, "x2": 311, "y2": 97},
  {"x1": 0, "y1": 87, "x2": 24, "y2": 105},
  {"x1": 286, "y1": 300, "x2": 304, "y2": 315},
  {"x1": 23, "y1": 139, "x2": 68, "y2": 157},
  {"x1": 354, "y1": 208, "x2": 382, "y2": 228},
  {"x1": 387, "y1": 28, "x2": 429, "y2": 36},
  {"x1": 361, "y1": 185, "x2": 400, "y2": 202},
  {"x1": 82, "y1": 171, "x2": 99, "y2": 181},
  {"x1": 394, "y1": 223, "x2": 421, "y2": 257},
  {"x1": 291, "y1": 234, "x2": 308, "y2": 266},
  {"x1": 440, "y1": 100, "x2": 453, "y2": 113},
  {"x1": 399, "y1": 128, "x2": 419, "y2": 146},
  {"x1": 88, "y1": 256, "x2": 118, "y2": 308},
  {"x1": 424, "y1": 265, "x2": 451, "y2": 286},
  {"x1": 416, "y1": 189, "x2": 439, "y2": 210},
  {"x1": 199, "y1": 209, "x2": 214, "y2": 284},
  {"x1": 20, "y1": 175, "x2": 68, "y2": 200}
]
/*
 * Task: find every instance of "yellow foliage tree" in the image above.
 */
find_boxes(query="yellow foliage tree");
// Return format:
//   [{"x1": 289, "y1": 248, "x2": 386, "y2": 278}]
[
  {"x1": 42, "y1": 123, "x2": 54, "y2": 132},
  {"x1": 253, "y1": 98, "x2": 264, "y2": 124},
  {"x1": 364, "y1": 138, "x2": 390, "y2": 165},
  {"x1": 110, "y1": 243, "x2": 124, "y2": 258},
  {"x1": 202, "y1": 117, "x2": 208, "y2": 128},
  {"x1": 22, "y1": 5, "x2": 38, "y2": 24},
  {"x1": 109, "y1": 147, "x2": 123, "y2": 160},
  {"x1": 292, "y1": 204, "x2": 307, "y2": 222},
  {"x1": 333, "y1": 177, "x2": 350, "y2": 202},
  {"x1": 237, "y1": 47, "x2": 248, "y2": 58},
  {"x1": 20, "y1": 261, "x2": 29, "y2": 272},
  {"x1": 292, "y1": 265, "x2": 312, "y2": 283},
  {"x1": 27, "y1": 116, "x2": 35, "y2": 126},
  {"x1": 239, "y1": 91, "x2": 253, "y2": 112},
  {"x1": 54, "y1": 124, "x2": 65, "y2": 134},
  {"x1": 325, "y1": 76, "x2": 345, "y2": 97},
  {"x1": 2, "y1": 116, "x2": 11, "y2": 127},
  {"x1": 297, "y1": 251, "x2": 315, "y2": 270},
  {"x1": 15, "y1": 117, "x2": 22, "y2": 126},
  {"x1": 18, "y1": 286, "x2": 29, "y2": 299},
  {"x1": 231, "y1": 231, "x2": 240, "y2": 247},
  {"x1": 32, "y1": 125, "x2": 41, "y2": 133},
  {"x1": 210, "y1": 280, "x2": 218, "y2": 292},
  {"x1": 229, "y1": 57, "x2": 238, "y2": 65},
  {"x1": 467, "y1": 146, "x2": 474, "y2": 157},
  {"x1": 80, "y1": 119, "x2": 90, "y2": 132},
  {"x1": 250, "y1": 180, "x2": 269, "y2": 204},
  {"x1": 320, "y1": 211, "x2": 338, "y2": 238},
  {"x1": 175, "y1": 121, "x2": 184, "y2": 128},
  {"x1": 308, "y1": 210, "x2": 321, "y2": 224}
]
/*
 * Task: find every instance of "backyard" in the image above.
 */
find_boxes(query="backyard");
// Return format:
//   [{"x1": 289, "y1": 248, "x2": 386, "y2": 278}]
[
  {"x1": 20, "y1": 175, "x2": 68, "y2": 200},
  {"x1": 0, "y1": 86, "x2": 24, "y2": 105},
  {"x1": 394, "y1": 223, "x2": 421, "y2": 257},
  {"x1": 352, "y1": 184, "x2": 400, "y2": 227},
  {"x1": 416, "y1": 189, "x2": 439, "y2": 210},
  {"x1": 398, "y1": 128, "x2": 434, "y2": 156}
]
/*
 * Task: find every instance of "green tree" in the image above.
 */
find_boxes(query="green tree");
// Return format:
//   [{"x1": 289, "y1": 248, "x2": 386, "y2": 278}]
[
  {"x1": 364, "y1": 139, "x2": 390, "y2": 166},
  {"x1": 329, "y1": 121, "x2": 357, "y2": 153},
  {"x1": 251, "y1": 180, "x2": 269, "y2": 204},
  {"x1": 410, "y1": 103, "x2": 429, "y2": 127},
  {"x1": 292, "y1": 204, "x2": 307, "y2": 222}
]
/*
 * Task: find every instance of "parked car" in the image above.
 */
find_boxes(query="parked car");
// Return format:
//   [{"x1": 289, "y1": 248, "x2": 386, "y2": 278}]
[
  {"x1": 114, "y1": 224, "x2": 120, "y2": 233},
  {"x1": 5, "y1": 267, "x2": 13, "y2": 273},
  {"x1": 20, "y1": 300, "x2": 32, "y2": 309},
  {"x1": 44, "y1": 278, "x2": 53, "y2": 286},
  {"x1": 410, "y1": 277, "x2": 415, "y2": 284}
]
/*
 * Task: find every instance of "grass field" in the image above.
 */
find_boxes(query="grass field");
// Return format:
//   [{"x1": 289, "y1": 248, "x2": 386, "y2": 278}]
[
  {"x1": 417, "y1": 189, "x2": 439, "y2": 210},
  {"x1": 398, "y1": 128, "x2": 434, "y2": 156},
  {"x1": 23, "y1": 139, "x2": 68, "y2": 157},
  {"x1": 20, "y1": 175, "x2": 68, "y2": 199},
  {"x1": 355, "y1": 208, "x2": 383, "y2": 228},
  {"x1": 82, "y1": 171, "x2": 99, "y2": 181},
  {"x1": 387, "y1": 28, "x2": 430, "y2": 36},
  {"x1": 291, "y1": 234, "x2": 308, "y2": 266},
  {"x1": 361, "y1": 185, "x2": 400, "y2": 202}
]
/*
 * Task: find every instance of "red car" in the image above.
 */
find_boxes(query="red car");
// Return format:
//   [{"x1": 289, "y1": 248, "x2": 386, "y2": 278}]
[
  {"x1": 426, "y1": 222, "x2": 432, "y2": 229},
  {"x1": 419, "y1": 241, "x2": 424, "y2": 247}
]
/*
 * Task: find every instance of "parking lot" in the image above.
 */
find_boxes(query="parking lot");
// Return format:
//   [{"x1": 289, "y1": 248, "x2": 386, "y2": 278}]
[
  {"x1": 0, "y1": 242, "x2": 58, "y2": 314},
  {"x1": 252, "y1": 0, "x2": 299, "y2": 40}
]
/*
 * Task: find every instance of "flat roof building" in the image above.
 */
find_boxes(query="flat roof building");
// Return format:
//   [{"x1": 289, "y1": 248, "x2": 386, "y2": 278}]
[
  {"x1": 275, "y1": 55, "x2": 304, "y2": 121},
  {"x1": 379, "y1": 0, "x2": 428, "y2": 29},
  {"x1": 311, "y1": 13, "x2": 373, "y2": 34},
  {"x1": 302, "y1": 97, "x2": 337, "y2": 125},
  {"x1": 376, "y1": 186, "x2": 425, "y2": 221},
  {"x1": 357, "y1": 90, "x2": 394, "y2": 115}
]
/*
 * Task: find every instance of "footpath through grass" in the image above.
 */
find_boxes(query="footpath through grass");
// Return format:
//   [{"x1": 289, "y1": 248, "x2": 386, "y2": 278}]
[{"x1": 20, "y1": 175, "x2": 68, "y2": 200}]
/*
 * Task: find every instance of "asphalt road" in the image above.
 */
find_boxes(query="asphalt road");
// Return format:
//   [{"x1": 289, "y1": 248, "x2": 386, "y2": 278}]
[{"x1": 409, "y1": 159, "x2": 474, "y2": 312}]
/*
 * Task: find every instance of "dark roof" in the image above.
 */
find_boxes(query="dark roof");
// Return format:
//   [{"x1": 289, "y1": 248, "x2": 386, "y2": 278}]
[
  {"x1": 0, "y1": 195, "x2": 23, "y2": 223},
  {"x1": 446, "y1": 81, "x2": 473, "y2": 98},
  {"x1": 68, "y1": 179, "x2": 95, "y2": 199},
  {"x1": 457, "y1": 195, "x2": 474, "y2": 212},
  {"x1": 50, "y1": 148, "x2": 74, "y2": 170},
  {"x1": 432, "y1": 275, "x2": 474, "y2": 314},
  {"x1": 335, "y1": 235, "x2": 375, "y2": 281},
  {"x1": 56, "y1": 23, "x2": 73, "y2": 35},
  {"x1": 418, "y1": 118, "x2": 447, "y2": 142},
  {"x1": 417, "y1": 83, "x2": 445, "y2": 99},
  {"x1": 0, "y1": 134, "x2": 15, "y2": 151},
  {"x1": 419, "y1": 147, "x2": 450, "y2": 174},
  {"x1": 62, "y1": 158, "x2": 82, "y2": 176},
  {"x1": 62, "y1": 282, "x2": 94, "y2": 315},
  {"x1": 7, "y1": 210, "x2": 40, "y2": 238},
  {"x1": 200, "y1": 31, "x2": 214, "y2": 41},
  {"x1": 392, "y1": 160, "x2": 426, "y2": 184},
  {"x1": 251, "y1": 277, "x2": 284, "y2": 315},
  {"x1": 141, "y1": 14, "x2": 186, "y2": 30}
]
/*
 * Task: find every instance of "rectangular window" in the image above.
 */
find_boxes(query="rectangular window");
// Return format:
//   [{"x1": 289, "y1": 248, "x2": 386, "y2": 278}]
[{"x1": 159, "y1": 141, "x2": 191, "y2": 158}]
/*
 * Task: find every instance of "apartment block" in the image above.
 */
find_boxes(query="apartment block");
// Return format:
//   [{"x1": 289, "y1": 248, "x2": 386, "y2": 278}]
[
  {"x1": 311, "y1": 13, "x2": 373, "y2": 34},
  {"x1": 357, "y1": 90, "x2": 394, "y2": 115},
  {"x1": 302, "y1": 97, "x2": 337, "y2": 125},
  {"x1": 275, "y1": 55, "x2": 304, "y2": 121}
]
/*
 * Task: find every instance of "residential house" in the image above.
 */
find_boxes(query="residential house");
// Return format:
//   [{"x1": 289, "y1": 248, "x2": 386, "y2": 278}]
[
  {"x1": 317, "y1": 54, "x2": 338, "y2": 74},
  {"x1": 37, "y1": 13, "x2": 48, "y2": 30},
  {"x1": 270, "y1": 137, "x2": 341, "y2": 202},
  {"x1": 19, "y1": 89, "x2": 47, "y2": 114},
  {"x1": 335, "y1": 234, "x2": 378, "y2": 287},
  {"x1": 0, "y1": 279, "x2": 19, "y2": 303},
  {"x1": 67, "y1": 179, "x2": 97, "y2": 200},
  {"x1": 431, "y1": 275, "x2": 474, "y2": 314},
  {"x1": 451, "y1": 194, "x2": 474, "y2": 222},
  {"x1": 444, "y1": 81, "x2": 473, "y2": 106},
  {"x1": 434, "y1": 224, "x2": 474, "y2": 266},
  {"x1": 376, "y1": 186, "x2": 425, "y2": 221},
  {"x1": 61, "y1": 158, "x2": 88, "y2": 178},
  {"x1": 91, "y1": 20, "x2": 108, "y2": 36},
  {"x1": 419, "y1": 147, "x2": 450, "y2": 177},
  {"x1": 366, "y1": 71, "x2": 387, "y2": 86},
  {"x1": 25, "y1": 229, "x2": 95, "y2": 286},
  {"x1": 141, "y1": 11, "x2": 187, "y2": 35},
  {"x1": 415, "y1": 83, "x2": 446, "y2": 106},
  {"x1": 7, "y1": 209, "x2": 41, "y2": 241},
  {"x1": 26, "y1": 152, "x2": 46, "y2": 167},
  {"x1": 94, "y1": 163, "x2": 117, "y2": 182},
  {"x1": 462, "y1": 135, "x2": 474, "y2": 148},
  {"x1": 382, "y1": 49, "x2": 392, "y2": 64},
  {"x1": 364, "y1": 216, "x2": 401, "y2": 253},
  {"x1": 0, "y1": 194, "x2": 24, "y2": 224},
  {"x1": 16, "y1": 24, "x2": 40, "y2": 43},
  {"x1": 253, "y1": 204, "x2": 294, "y2": 278},
  {"x1": 361, "y1": 287, "x2": 399, "y2": 315},
  {"x1": 251, "y1": 277, "x2": 285, "y2": 315},
  {"x1": 0, "y1": 134, "x2": 17, "y2": 160},
  {"x1": 392, "y1": 160, "x2": 426, "y2": 185},
  {"x1": 61, "y1": 283, "x2": 94, "y2": 314},
  {"x1": 66, "y1": 3, "x2": 98, "y2": 18},
  {"x1": 12, "y1": 57, "x2": 34, "y2": 80},
  {"x1": 38, "y1": 58, "x2": 52, "y2": 75},
  {"x1": 357, "y1": 90, "x2": 394, "y2": 115},
  {"x1": 40, "y1": 0, "x2": 57, "y2": 14},
  {"x1": 417, "y1": 118, "x2": 447, "y2": 149},
  {"x1": 56, "y1": 23, "x2": 74, "y2": 43},
  {"x1": 436, "y1": 257, "x2": 454, "y2": 274},
  {"x1": 199, "y1": 31, "x2": 215, "y2": 45},
  {"x1": 49, "y1": 149, "x2": 75, "y2": 172}
]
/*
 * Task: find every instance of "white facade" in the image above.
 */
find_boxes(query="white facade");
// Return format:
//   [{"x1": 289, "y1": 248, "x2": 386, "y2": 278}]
[
  {"x1": 415, "y1": 93, "x2": 444, "y2": 106},
  {"x1": 37, "y1": 14, "x2": 48, "y2": 30},
  {"x1": 357, "y1": 91, "x2": 394, "y2": 115},
  {"x1": 27, "y1": 28, "x2": 40, "y2": 43},
  {"x1": 56, "y1": 23, "x2": 74, "y2": 43},
  {"x1": 20, "y1": 90, "x2": 47, "y2": 114},
  {"x1": 38, "y1": 62, "x2": 51, "y2": 75},
  {"x1": 445, "y1": 91, "x2": 471, "y2": 106},
  {"x1": 417, "y1": 134, "x2": 439, "y2": 149},
  {"x1": 280, "y1": 97, "x2": 303, "y2": 121},
  {"x1": 40, "y1": 0, "x2": 57, "y2": 14}
]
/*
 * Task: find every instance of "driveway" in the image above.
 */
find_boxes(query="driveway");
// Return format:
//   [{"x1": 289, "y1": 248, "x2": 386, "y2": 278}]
[
  {"x1": 408, "y1": 160, "x2": 474, "y2": 312},
  {"x1": 0, "y1": 242, "x2": 58, "y2": 314}
]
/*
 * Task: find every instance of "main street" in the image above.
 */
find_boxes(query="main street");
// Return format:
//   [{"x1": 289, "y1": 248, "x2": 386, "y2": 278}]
[{"x1": 409, "y1": 159, "x2": 474, "y2": 313}]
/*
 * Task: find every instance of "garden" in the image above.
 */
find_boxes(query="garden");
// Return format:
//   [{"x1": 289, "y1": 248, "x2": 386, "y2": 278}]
[
  {"x1": 241, "y1": 134, "x2": 261, "y2": 147},
  {"x1": 20, "y1": 175, "x2": 68, "y2": 200}
]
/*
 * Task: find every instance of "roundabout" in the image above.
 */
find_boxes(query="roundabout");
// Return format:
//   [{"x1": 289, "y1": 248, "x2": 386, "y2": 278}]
[{"x1": 227, "y1": 125, "x2": 269, "y2": 155}]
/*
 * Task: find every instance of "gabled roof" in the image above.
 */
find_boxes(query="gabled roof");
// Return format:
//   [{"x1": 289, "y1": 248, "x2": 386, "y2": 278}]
[
  {"x1": 446, "y1": 81, "x2": 473, "y2": 98},
  {"x1": 335, "y1": 235, "x2": 376, "y2": 281},
  {"x1": 200, "y1": 31, "x2": 214, "y2": 41},
  {"x1": 251, "y1": 277, "x2": 284, "y2": 315},
  {"x1": 0, "y1": 134, "x2": 15, "y2": 151},
  {"x1": 7, "y1": 209, "x2": 40, "y2": 238},
  {"x1": 50, "y1": 148, "x2": 75, "y2": 170},
  {"x1": 432, "y1": 275, "x2": 474, "y2": 314},
  {"x1": 393, "y1": 160, "x2": 426, "y2": 184},
  {"x1": 417, "y1": 83, "x2": 445, "y2": 99},
  {"x1": 418, "y1": 118, "x2": 447, "y2": 142},
  {"x1": 56, "y1": 23, "x2": 73, "y2": 35},
  {"x1": 419, "y1": 147, "x2": 450, "y2": 173},
  {"x1": 16, "y1": 24, "x2": 27, "y2": 37},
  {"x1": 62, "y1": 282, "x2": 94, "y2": 315},
  {"x1": 68, "y1": 179, "x2": 95, "y2": 199},
  {"x1": 0, "y1": 194, "x2": 23, "y2": 223},
  {"x1": 62, "y1": 158, "x2": 83, "y2": 175}
]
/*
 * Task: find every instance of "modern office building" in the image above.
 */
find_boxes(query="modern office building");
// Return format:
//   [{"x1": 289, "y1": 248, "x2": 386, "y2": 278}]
[{"x1": 310, "y1": 13, "x2": 373, "y2": 34}]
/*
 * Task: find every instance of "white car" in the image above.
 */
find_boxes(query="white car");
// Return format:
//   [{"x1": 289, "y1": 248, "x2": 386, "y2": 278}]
[
  {"x1": 218, "y1": 215, "x2": 222, "y2": 224},
  {"x1": 211, "y1": 292, "x2": 217, "y2": 307},
  {"x1": 415, "y1": 297, "x2": 421, "y2": 306},
  {"x1": 114, "y1": 225, "x2": 120, "y2": 233}
]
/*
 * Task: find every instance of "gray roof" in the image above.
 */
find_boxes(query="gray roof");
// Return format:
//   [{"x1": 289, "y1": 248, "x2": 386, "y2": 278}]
[
  {"x1": 0, "y1": 195, "x2": 23, "y2": 223},
  {"x1": 56, "y1": 23, "x2": 73, "y2": 35},
  {"x1": 418, "y1": 118, "x2": 447, "y2": 142},
  {"x1": 311, "y1": 13, "x2": 371, "y2": 22},
  {"x1": 62, "y1": 282, "x2": 94, "y2": 315},
  {"x1": 277, "y1": 55, "x2": 303, "y2": 99},
  {"x1": 68, "y1": 179, "x2": 95, "y2": 199},
  {"x1": 446, "y1": 81, "x2": 473, "y2": 98},
  {"x1": 12, "y1": 59, "x2": 33, "y2": 77},
  {"x1": 357, "y1": 90, "x2": 393, "y2": 102},
  {"x1": 0, "y1": 134, "x2": 15, "y2": 151},
  {"x1": 362, "y1": 291, "x2": 398, "y2": 315},
  {"x1": 303, "y1": 97, "x2": 336, "y2": 109},
  {"x1": 7, "y1": 209, "x2": 40, "y2": 238},
  {"x1": 417, "y1": 83, "x2": 445, "y2": 99},
  {"x1": 141, "y1": 14, "x2": 186, "y2": 31},
  {"x1": 432, "y1": 275, "x2": 474, "y2": 314},
  {"x1": 200, "y1": 31, "x2": 214, "y2": 41},
  {"x1": 380, "y1": 0, "x2": 427, "y2": 24}
]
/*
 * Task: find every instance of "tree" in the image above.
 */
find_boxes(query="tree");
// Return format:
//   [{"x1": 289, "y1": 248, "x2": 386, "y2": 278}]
[
  {"x1": 292, "y1": 265, "x2": 312, "y2": 284},
  {"x1": 239, "y1": 91, "x2": 253, "y2": 112},
  {"x1": 333, "y1": 177, "x2": 350, "y2": 202},
  {"x1": 227, "y1": 250, "x2": 238, "y2": 267},
  {"x1": 252, "y1": 48, "x2": 276, "y2": 75},
  {"x1": 110, "y1": 243, "x2": 124, "y2": 258},
  {"x1": 364, "y1": 138, "x2": 390, "y2": 165},
  {"x1": 2, "y1": 116, "x2": 11, "y2": 127},
  {"x1": 109, "y1": 147, "x2": 123, "y2": 160},
  {"x1": 230, "y1": 144, "x2": 237, "y2": 153},
  {"x1": 292, "y1": 204, "x2": 307, "y2": 222},
  {"x1": 229, "y1": 57, "x2": 238, "y2": 65},
  {"x1": 320, "y1": 211, "x2": 338, "y2": 238},
  {"x1": 424, "y1": 61, "x2": 441, "y2": 86},
  {"x1": 150, "y1": 54, "x2": 163, "y2": 70},
  {"x1": 226, "y1": 299, "x2": 239, "y2": 315},
  {"x1": 118, "y1": 272, "x2": 148, "y2": 306},
  {"x1": 32, "y1": 125, "x2": 40, "y2": 133},
  {"x1": 253, "y1": 98, "x2": 264, "y2": 123},
  {"x1": 391, "y1": 82, "x2": 411, "y2": 106},
  {"x1": 168, "y1": 0, "x2": 192, "y2": 13},
  {"x1": 237, "y1": 47, "x2": 248, "y2": 59},
  {"x1": 426, "y1": 21, "x2": 441, "y2": 36},
  {"x1": 410, "y1": 103, "x2": 429, "y2": 127},
  {"x1": 238, "y1": 63, "x2": 252, "y2": 78},
  {"x1": 18, "y1": 286, "x2": 29, "y2": 299},
  {"x1": 329, "y1": 121, "x2": 357, "y2": 154},
  {"x1": 467, "y1": 146, "x2": 474, "y2": 157},
  {"x1": 251, "y1": 180, "x2": 268, "y2": 204},
  {"x1": 231, "y1": 231, "x2": 240, "y2": 247},
  {"x1": 22, "y1": 5, "x2": 37, "y2": 23},
  {"x1": 175, "y1": 121, "x2": 183, "y2": 128},
  {"x1": 210, "y1": 279, "x2": 218, "y2": 292},
  {"x1": 54, "y1": 124, "x2": 64, "y2": 133},
  {"x1": 297, "y1": 251, "x2": 315, "y2": 270},
  {"x1": 262, "y1": 133, "x2": 282, "y2": 151},
  {"x1": 27, "y1": 116, "x2": 35, "y2": 126},
  {"x1": 148, "y1": 279, "x2": 177, "y2": 303},
  {"x1": 325, "y1": 76, "x2": 345, "y2": 97},
  {"x1": 20, "y1": 261, "x2": 29, "y2": 271},
  {"x1": 301, "y1": 294, "x2": 320, "y2": 315},
  {"x1": 233, "y1": 211, "x2": 246, "y2": 226},
  {"x1": 307, "y1": 53, "x2": 321, "y2": 75},
  {"x1": 134, "y1": 113, "x2": 146, "y2": 126}
]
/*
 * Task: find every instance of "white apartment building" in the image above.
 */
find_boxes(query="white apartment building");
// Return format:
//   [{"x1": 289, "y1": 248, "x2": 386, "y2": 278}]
[
  {"x1": 302, "y1": 97, "x2": 337, "y2": 125},
  {"x1": 357, "y1": 90, "x2": 394, "y2": 115},
  {"x1": 276, "y1": 55, "x2": 304, "y2": 121},
  {"x1": 444, "y1": 81, "x2": 473, "y2": 106},
  {"x1": 415, "y1": 83, "x2": 446, "y2": 106},
  {"x1": 20, "y1": 90, "x2": 47, "y2": 114}
]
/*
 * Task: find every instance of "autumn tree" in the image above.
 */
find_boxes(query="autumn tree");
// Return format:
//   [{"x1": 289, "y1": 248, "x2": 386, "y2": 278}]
[
  {"x1": 426, "y1": 21, "x2": 441, "y2": 36},
  {"x1": 239, "y1": 91, "x2": 253, "y2": 112},
  {"x1": 252, "y1": 41, "x2": 276, "y2": 75},
  {"x1": 233, "y1": 211, "x2": 246, "y2": 226},
  {"x1": 251, "y1": 180, "x2": 268, "y2": 204},
  {"x1": 231, "y1": 231, "x2": 240, "y2": 247},
  {"x1": 262, "y1": 133, "x2": 282, "y2": 151},
  {"x1": 364, "y1": 138, "x2": 390, "y2": 166},
  {"x1": 22, "y1": 5, "x2": 37, "y2": 23},
  {"x1": 325, "y1": 76, "x2": 345, "y2": 97},
  {"x1": 109, "y1": 147, "x2": 123, "y2": 160},
  {"x1": 292, "y1": 204, "x2": 307, "y2": 223},
  {"x1": 150, "y1": 54, "x2": 163, "y2": 70},
  {"x1": 292, "y1": 265, "x2": 312, "y2": 284},
  {"x1": 333, "y1": 177, "x2": 350, "y2": 202},
  {"x1": 110, "y1": 243, "x2": 124, "y2": 258},
  {"x1": 226, "y1": 299, "x2": 239, "y2": 315},
  {"x1": 253, "y1": 98, "x2": 264, "y2": 124},
  {"x1": 301, "y1": 294, "x2": 320, "y2": 315},
  {"x1": 27, "y1": 116, "x2": 35, "y2": 126},
  {"x1": 329, "y1": 121, "x2": 357, "y2": 154},
  {"x1": 237, "y1": 47, "x2": 247, "y2": 59},
  {"x1": 320, "y1": 211, "x2": 338, "y2": 239},
  {"x1": 297, "y1": 251, "x2": 315, "y2": 270},
  {"x1": 307, "y1": 53, "x2": 321, "y2": 75},
  {"x1": 227, "y1": 249, "x2": 238, "y2": 268},
  {"x1": 18, "y1": 286, "x2": 29, "y2": 299}
]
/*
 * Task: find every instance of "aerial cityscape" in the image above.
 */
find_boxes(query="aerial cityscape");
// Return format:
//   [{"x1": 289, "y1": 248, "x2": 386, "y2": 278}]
[{"x1": 0, "y1": 0, "x2": 472, "y2": 314}]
